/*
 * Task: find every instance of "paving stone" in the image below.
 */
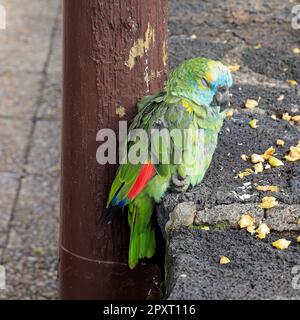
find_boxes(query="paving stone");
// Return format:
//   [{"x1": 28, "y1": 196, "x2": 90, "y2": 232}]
[
  {"x1": 0, "y1": 0, "x2": 60, "y2": 73},
  {"x1": 0, "y1": 119, "x2": 31, "y2": 173},
  {"x1": 0, "y1": 248, "x2": 58, "y2": 300},
  {"x1": 0, "y1": 174, "x2": 59, "y2": 299},
  {"x1": 0, "y1": 70, "x2": 42, "y2": 118},
  {"x1": 37, "y1": 72, "x2": 62, "y2": 120},
  {"x1": 25, "y1": 120, "x2": 60, "y2": 175},
  {"x1": 47, "y1": 11, "x2": 62, "y2": 75},
  {"x1": 0, "y1": 172, "x2": 19, "y2": 250}
]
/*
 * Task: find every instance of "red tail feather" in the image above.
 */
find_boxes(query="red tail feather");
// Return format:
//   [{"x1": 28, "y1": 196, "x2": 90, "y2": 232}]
[{"x1": 128, "y1": 163, "x2": 156, "y2": 200}]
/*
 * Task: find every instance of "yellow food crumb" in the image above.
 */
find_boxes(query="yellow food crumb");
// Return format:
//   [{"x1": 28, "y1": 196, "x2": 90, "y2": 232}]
[
  {"x1": 238, "y1": 214, "x2": 255, "y2": 229},
  {"x1": 276, "y1": 139, "x2": 285, "y2": 146},
  {"x1": 220, "y1": 256, "x2": 231, "y2": 265},
  {"x1": 228, "y1": 64, "x2": 240, "y2": 72},
  {"x1": 259, "y1": 196, "x2": 278, "y2": 209},
  {"x1": 237, "y1": 168, "x2": 253, "y2": 179},
  {"x1": 292, "y1": 47, "x2": 300, "y2": 54},
  {"x1": 251, "y1": 154, "x2": 265, "y2": 164},
  {"x1": 256, "y1": 185, "x2": 279, "y2": 192},
  {"x1": 240, "y1": 154, "x2": 248, "y2": 161},
  {"x1": 249, "y1": 119, "x2": 259, "y2": 128},
  {"x1": 201, "y1": 226, "x2": 210, "y2": 231},
  {"x1": 292, "y1": 115, "x2": 300, "y2": 122},
  {"x1": 272, "y1": 239, "x2": 291, "y2": 250},
  {"x1": 226, "y1": 109, "x2": 234, "y2": 119},
  {"x1": 287, "y1": 80, "x2": 298, "y2": 86},
  {"x1": 268, "y1": 156, "x2": 284, "y2": 167},
  {"x1": 254, "y1": 43, "x2": 262, "y2": 49},
  {"x1": 262, "y1": 146, "x2": 275, "y2": 160},
  {"x1": 256, "y1": 223, "x2": 270, "y2": 240},
  {"x1": 247, "y1": 225, "x2": 256, "y2": 235},
  {"x1": 245, "y1": 99, "x2": 258, "y2": 109},
  {"x1": 285, "y1": 143, "x2": 300, "y2": 162},
  {"x1": 297, "y1": 236, "x2": 300, "y2": 243},
  {"x1": 282, "y1": 113, "x2": 292, "y2": 121},
  {"x1": 254, "y1": 162, "x2": 264, "y2": 173}
]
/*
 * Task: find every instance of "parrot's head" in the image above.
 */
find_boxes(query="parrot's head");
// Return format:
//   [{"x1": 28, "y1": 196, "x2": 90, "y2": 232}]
[{"x1": 165, "y1": 57, "x2": 233, "y2": 112}]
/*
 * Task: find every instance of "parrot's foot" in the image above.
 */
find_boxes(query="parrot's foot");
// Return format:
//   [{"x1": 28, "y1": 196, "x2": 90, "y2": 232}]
[{"x1": 171, "y1": 173, "x2": 190, "y2": 193}]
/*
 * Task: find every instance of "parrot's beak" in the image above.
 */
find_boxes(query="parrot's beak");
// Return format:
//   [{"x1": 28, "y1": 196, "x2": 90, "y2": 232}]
[{"x1": 213, "y1": 86, "x2": 231, "y2": 110}]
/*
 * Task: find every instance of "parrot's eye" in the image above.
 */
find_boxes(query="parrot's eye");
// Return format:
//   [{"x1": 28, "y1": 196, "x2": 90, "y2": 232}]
[{"x1": 201, "y1": 78, "x2": 210, "y2": 87}]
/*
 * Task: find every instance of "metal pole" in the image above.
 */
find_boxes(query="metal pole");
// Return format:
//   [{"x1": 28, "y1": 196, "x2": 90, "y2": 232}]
[{"x1": 59, "y1": 0, "x2": 168, "y2": 299}]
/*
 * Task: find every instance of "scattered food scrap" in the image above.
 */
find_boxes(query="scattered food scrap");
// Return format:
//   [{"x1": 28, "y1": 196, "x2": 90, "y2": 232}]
[
  {"x1": 272, "y1": 239, "x2": 291, "y2": 250},
  {"x1": 226, "y1": 109, "x2": 234, "y2": 119},
  {"x1": 256, "y1": 185, "x2": 279, "y2": 192},
  {"x1": 287, "y1": 80, "x2": 298, "y2": 86},
  {"x1": 259, "y1": 196, "x2": 278, "y2": 209},
  {"x1": 292, "y1": 115, "x2": 300, "y2": 122},
  {"x1": 249, "y1": 119, "x2": 259, "y2": 128},
  {"x1": 237, "y1": 168, "x2": 253, "y2": 179},
  {"x1": 254, "y1": 162, "x2": 264, "y2": 173},
  {"x1": 251, "y1": 154, "x2": 265, "y2": 164},
  {"x1": 228, "y1": 64, "x2": 240, "y2": 72},
  {"x1": 245, "y1": 99, "x2": 259, "y2": 109},
  {"x1": 240, "y1": 154, "x2": 248, "y2": 161},
  {"x1": 262, "y1": 146, "x2": 275, "y2": 160},
  {"x1": 256, "y1": 223, "x2": 270, "y2": 240},
  {"x1": 254, "y1": 43, "x2": 262, "y2": 49},
  {"x1": 268, "y1": 156, "x2": 284, "y2": 167},
  {"x1": 276, "y1": 139, "x2": 285, "y2": 146},
  {"x1": 282, "y1": 113, "x2": 292, "y2": 121},
  {"x1": 238, "y1": 214, "x2": 255, "y2": 229},
  {"x1": 297, "y1": 236, "x2": 300, "y2": 243},
  {"x1": 201, "y1": 226, "x2": 210, "y2": 231},
  {"x1": 285, "y1": 141, "x2": 300, "y2": 162},
  {"x1": 246, "y1": 225, "x2": 256, "y2": 235},
  {"x1": 292, "y1": 47, "x2": 300, "y2": 54},
  {"x1": 220, "y1": 256, "x2": 231, "y2": 265}
]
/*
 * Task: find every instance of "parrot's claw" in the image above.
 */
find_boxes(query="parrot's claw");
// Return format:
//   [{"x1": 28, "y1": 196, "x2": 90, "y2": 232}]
[{"x1": 171, "y1": 173, "x2": 190, "y2": 193}]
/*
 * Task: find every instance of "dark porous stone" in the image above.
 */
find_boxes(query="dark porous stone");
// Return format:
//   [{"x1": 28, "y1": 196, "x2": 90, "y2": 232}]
[{"x1": 166, "y1": 228, "x2": 300, "y2": 300}]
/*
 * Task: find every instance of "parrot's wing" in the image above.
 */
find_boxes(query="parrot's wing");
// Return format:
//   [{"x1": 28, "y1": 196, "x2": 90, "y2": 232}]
[
  {"x1": 106, "y1": 94, "x2": 166, "y2": 212},
  {"x1": 150, "y1": 101, "x2": 194, "y2": 176},
  {"x1": 106, "y1": 163, "x2": 142, "y2": 206}
]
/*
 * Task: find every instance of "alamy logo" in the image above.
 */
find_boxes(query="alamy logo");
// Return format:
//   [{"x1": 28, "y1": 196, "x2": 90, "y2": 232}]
[
  {"x1": 0, "y1": 4, "x2": 6, "y2": 30},
  {"x1": 292, "y1": 5, "x2": 300, "y2": 30}
]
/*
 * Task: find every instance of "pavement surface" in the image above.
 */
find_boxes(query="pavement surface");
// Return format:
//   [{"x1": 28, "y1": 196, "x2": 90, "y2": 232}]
[
  {"x1": 0, "y1": 0, "x2": 299, "y2": 300},
  {"x1": 0, "y1": 1, "x2": 62, "y2": 299},
  {"x1": 158, "y1": 0, "x2": 300, "y2": 299}
]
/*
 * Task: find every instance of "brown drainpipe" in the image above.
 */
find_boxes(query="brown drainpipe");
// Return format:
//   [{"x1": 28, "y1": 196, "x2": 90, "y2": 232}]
[{"x1": 59, "y1": 0, "x2": 169, "y2": 299}]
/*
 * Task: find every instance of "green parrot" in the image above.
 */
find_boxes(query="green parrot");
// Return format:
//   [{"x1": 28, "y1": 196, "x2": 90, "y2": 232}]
[{"x1": 106, "y1": 57, "x2": 233, "y2": 269}]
